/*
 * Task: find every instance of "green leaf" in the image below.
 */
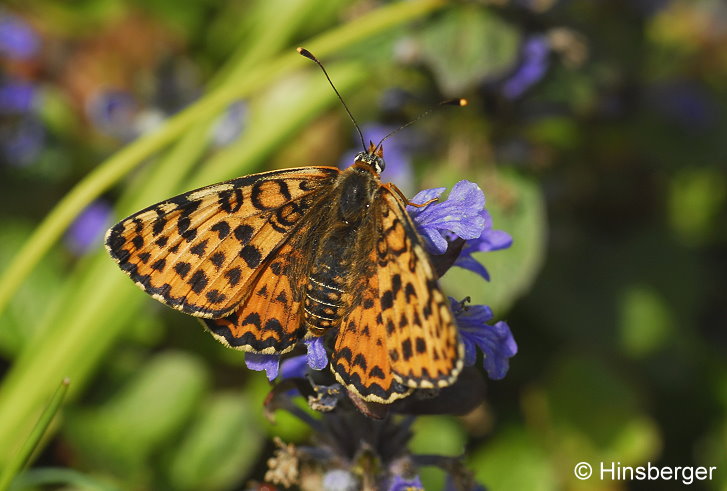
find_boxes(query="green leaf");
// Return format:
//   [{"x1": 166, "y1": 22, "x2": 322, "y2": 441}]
[
  {"x1": 468, "y1": 426, "x2": 555, "y2": 491},
  {"x1": 441, "y1": 169, "x2": 547, "y2": 315},
  {"x1": 419, "y1": 5, "x2": 520, "y2": 94},
  {"x1": 541, "y1": 355, "x2": 661, "y2": 464},
  {"x1": 618, "y1": 284, "x2": 675, "y2": 357},
  {"x1": 165, "y1": 392, "x2": 264, "y2": 491},
  {"x1": 668, "y1": 167, "x2": 726, "y2": 246},
  {"x1": 64, "y1": 352, "x2": 210, "y2": 479},
  {"x1": 0, "y1": 223, "x2": 63, "y2": 357},
  {"x1": 9, "y1": 467, "x2": 121, "y2": 491}
]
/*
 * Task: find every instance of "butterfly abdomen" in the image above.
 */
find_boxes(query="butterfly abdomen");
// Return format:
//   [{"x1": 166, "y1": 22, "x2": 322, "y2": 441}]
[
  {"x1": 301, "y1": 166, "x2": 379, "y2": 335},
  {"x1": 302, "y1": 228, "x2": 353, "y2": 335},
  {"x1": 304, "y1": 269, "x2": 346, "y2": 335}
]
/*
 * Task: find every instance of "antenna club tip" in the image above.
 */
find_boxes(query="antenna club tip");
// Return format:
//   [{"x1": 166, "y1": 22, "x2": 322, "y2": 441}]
[
  {"x1": 297, "y1": 47, "x2": 315, "y2": 60},
  {"x1": 442, "y1": 98, "x2": 468, "y2": 107}
]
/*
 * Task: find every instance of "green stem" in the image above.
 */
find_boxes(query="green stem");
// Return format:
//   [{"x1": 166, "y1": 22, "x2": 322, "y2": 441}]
[{"x1": 0, "y1": 378, "x2": 70, "y2": 491}]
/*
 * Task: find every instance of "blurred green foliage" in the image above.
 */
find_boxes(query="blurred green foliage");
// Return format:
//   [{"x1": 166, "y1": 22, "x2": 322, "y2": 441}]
[{"x1": 0, "y1": 0, "x2": 726, "y2": 489}]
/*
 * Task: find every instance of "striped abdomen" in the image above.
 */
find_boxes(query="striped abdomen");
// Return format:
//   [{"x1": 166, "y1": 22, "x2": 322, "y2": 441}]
[
  {"x1": 303, "y1": 166, "x2": 376, "y2": 335},
  {"x1": 304, "y1": 261, "x2": 348, "y2": 335}
]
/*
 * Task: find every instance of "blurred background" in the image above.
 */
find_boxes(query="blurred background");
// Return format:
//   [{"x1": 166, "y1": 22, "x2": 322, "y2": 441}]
[{"x1": 0, "y1": 0, "x2": 726, "y2": 489}]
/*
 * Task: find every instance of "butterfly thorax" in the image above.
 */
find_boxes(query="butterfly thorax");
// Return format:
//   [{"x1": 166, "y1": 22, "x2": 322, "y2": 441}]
[{"x1": 303, "y1": 159, "x2": 382, "y2": 335}]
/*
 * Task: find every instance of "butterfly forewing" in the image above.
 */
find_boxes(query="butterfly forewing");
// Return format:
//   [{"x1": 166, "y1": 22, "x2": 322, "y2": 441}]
[
  {"x1": 105, "y1": 167, "x2": 340, "y2": 318},
  {"x1": 378, "y1": 188, "x2": 463, "y2": 388}
]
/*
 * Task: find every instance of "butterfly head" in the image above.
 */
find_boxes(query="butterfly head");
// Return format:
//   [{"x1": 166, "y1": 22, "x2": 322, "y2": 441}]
[{"x1": 354, "y1": 141, "x2": 386, "y2": 174}]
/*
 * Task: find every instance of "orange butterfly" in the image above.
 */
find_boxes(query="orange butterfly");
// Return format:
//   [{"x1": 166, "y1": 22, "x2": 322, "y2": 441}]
[
  {"x1": 105, "y1": 143, "x2": 463, "y2": 403},
  {"x1": 106, "y1": 50, "x2": 466, "y2": 404}
]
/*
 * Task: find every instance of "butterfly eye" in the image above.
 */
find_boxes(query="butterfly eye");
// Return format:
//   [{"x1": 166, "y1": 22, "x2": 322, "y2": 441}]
[{"x1": 353, "y1": 152, "x2": 385, "y2": 174}]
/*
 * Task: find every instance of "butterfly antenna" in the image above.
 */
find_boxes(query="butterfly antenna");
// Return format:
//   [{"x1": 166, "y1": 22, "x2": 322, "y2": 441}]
[
  {"x1": 298, "y1": 47, "x2": 367, "y2": 152},
  {"x1": 374, "y1": 98, "x2": 468, "y2": 153}
]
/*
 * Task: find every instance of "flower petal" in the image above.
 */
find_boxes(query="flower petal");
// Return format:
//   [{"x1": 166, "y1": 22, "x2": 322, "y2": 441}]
[
  {"x1": 502, "y1": 35, "x2": 550, "y2": 99},
  {"x1": 305, "y1": 337, "x2": 328, "y2": 370},
  {"x1": 453, "y1": 254, "x2": 491, "y2": 281},
  {"x1": 388, "y1": 474, "x2": 424, "y2": 491},
  {"x1": 453, "y1": 300, "x2": 517, "y2": 380},
  {"x1": 245, "y1": 353, "x2": 280, "y2": 381},
  {"x1": 408, "y1": 181, "x2": 488, "y2": 255},
  {"x1": 409, "y1": 186, "x2": 446, "y2": 206},
  {"x1": 482, "y1": 321, "x2": 518, "y2": 380},
  {"x1": 454, "y1": 228, "x2": 513, "y2": 280},
  {"x1": 280, "y1": 355, "x2": 308, "y2": 380}
]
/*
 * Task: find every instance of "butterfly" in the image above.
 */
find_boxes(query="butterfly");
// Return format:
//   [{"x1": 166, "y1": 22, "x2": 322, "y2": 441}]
[{"x1": 105, "y1": 142, "x2": 464, "y2": 404}]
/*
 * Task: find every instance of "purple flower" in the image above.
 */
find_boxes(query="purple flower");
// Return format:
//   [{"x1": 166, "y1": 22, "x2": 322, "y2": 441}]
[
  {"x1": 0, "y1": 80, "x2": 35, "y2": 113},
  {"x1": 452, "y1": 299, "x2": 517, "y2": 380},
  {"x1": 65, "y1": 201, "x2": 113, "y2": 255},
  {"x1": 407, "y1": 180, "x2": 487, "y2": 255},
  {"x1": 280, "y1": 353, "x2": 308, "y2": 380},
  {"x1": 86, "y1": 90, "x2": 138, "y2": 140},
  {"x1": 631, "y1": 0, "x2": 670, "y2": 16},
  {"x1": 304, "y1": 337, "x2": 328, "y2": 370},
  {"x1": 0, "y1": 12, "x2": 40, "y2": 60},
  {"x1": 502, "y1": 35, "x2": 550, "y2": 99},
  {"x1": 444, "y1": 475, "x2": 487, "y2": 491},
  {"x1": 247, "y1": 337, "x2": 328, "y2": 381},
  {"x1": 454, "y1": 222, "x2": 513, "y2": 281},
  {"x1": 649, "y1": 80, "x2": 718, "y2": 131},
  {"x1": 0, "y1": 116, "x2": 44, "y2": 167},
  {"x1": 0, "y1": 79, "x2": 44, "y2": 166},
  {"x1": 244, "y1": 353, "x2": 280, "y2": 381},
  {"x1": 388, "y1": 474, "x2": 424, "y2": 491},
  {"x1": 210, "y1": 100, "x2": 247, "y2": 147}
]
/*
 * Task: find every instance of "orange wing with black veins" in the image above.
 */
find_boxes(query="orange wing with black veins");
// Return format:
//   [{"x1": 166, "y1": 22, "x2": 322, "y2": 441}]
[{"x1": 105, "y1": 167, "x2": 339, "y2": 319}]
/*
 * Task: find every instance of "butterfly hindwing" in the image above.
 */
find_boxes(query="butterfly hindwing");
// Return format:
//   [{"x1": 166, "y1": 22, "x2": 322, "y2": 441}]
[
  {"x1": 105, "y1": 166, "x2": 340, "y2": 318},
  {"x1": 202, "y1": 240, "x2": 308, "y2": 354},
  {"x1": 332, "y1": 271, "x2": 413, "y2": 404}
]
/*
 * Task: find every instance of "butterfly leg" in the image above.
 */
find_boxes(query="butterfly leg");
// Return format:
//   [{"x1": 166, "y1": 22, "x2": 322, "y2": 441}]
[{"x1": 384, "y1": 183, "x2": 438, "y2": 208}]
